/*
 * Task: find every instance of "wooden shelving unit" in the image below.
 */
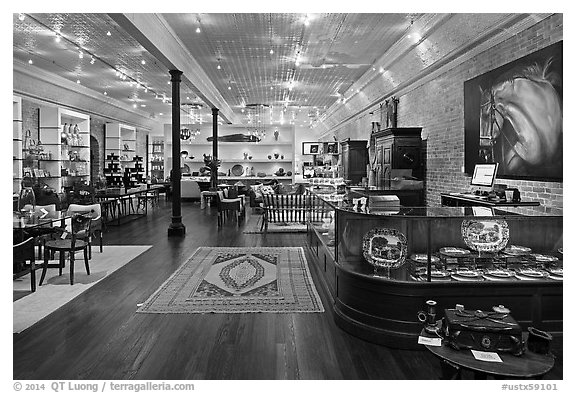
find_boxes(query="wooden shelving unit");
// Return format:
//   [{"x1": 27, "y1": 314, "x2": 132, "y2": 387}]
[{"x1": 38, "y1": 106, "x2": 91, "y2": 191}]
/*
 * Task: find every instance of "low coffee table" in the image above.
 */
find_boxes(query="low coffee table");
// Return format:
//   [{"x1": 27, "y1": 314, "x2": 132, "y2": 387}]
[{"x1": 421, "y1": 330, "x2": 555, "y2": 379}]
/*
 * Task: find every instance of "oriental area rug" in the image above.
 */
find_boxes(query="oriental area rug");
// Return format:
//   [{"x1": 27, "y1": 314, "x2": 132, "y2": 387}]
[{"x1": 137, "y1": 247, "x2": 324, "y2": 314}]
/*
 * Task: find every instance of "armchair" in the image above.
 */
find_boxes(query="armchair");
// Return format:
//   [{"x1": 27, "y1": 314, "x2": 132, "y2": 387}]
[{"x1": 216, "y1": 189, "x2": 245, "y2": 227}]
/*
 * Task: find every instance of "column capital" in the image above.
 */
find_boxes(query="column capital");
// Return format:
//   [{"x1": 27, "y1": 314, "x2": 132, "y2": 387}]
[
  {"x1": 169, "y1": 69, "x2": 183, "y2": 82},
  {"x1": 211, "y1": 107, "x2": 219, "y2": 115}
]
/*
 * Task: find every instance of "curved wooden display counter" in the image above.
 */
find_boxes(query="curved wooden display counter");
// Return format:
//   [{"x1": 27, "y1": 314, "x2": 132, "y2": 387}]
[{"x1": 306, "y1": 197, "x2": 563, "y2": 350}]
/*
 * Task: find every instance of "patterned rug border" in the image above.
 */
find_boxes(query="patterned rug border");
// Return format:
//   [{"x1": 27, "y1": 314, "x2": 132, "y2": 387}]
[{"x1": 136, "y1": 247, "x2": 324, "y2": 314}]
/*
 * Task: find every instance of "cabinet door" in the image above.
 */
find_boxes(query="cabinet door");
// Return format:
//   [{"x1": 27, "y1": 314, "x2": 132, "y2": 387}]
[{"x1": 395, "y1": 145, "x2": 421, "y2": 171}]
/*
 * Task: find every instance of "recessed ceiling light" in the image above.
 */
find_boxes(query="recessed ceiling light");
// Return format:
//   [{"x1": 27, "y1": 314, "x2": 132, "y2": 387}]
[
  {"x1": 140, "y1": 104, "x2": 146, "y2": 108},
  {"x1": 55, "y1": 33, "x2": 61, "y2": 43},
  {"x1": 141, "y1": 59, "x2": 146, "y2": 65},
  {"x1": 18, "y1": 13, "x2": 25, "y2": 21},
  {"x1": 104, "y1": 91, "x2": 107, "y2": 96},
  {"x1": 28, "y1": 59, "x2": 33, "y2": 64},
  {"x1": 196, "y1": 27, "x2": 201, "y2": 33},
  {"x1": 78, "y1": 51, "x2": 84, "y2": 59},
  {"x1": 270, "y1": 49, "x2": 274, "y2": 55},
  {"x1": 106, "y1": 31, "x2": 111, "y2": 36},
  {"x1": 76, "y1": 79, "x2": 81, "y2": 84},
  {"x1": 159, "y1": 112, "x2": 163, "y2": 115},
  {"x1": 133, "y1": 103, "x2": 137, "y2": 108},
  {"x1": 217, "y1": 64, "x2": 221, "y2": 70}
]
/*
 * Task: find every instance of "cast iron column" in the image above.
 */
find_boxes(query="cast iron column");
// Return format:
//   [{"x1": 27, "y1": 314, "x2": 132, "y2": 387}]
[
  {"x1": 168, "y1": 69, "x2": 185, "y2": 236},
  {"x1": 212, "y1": 107, "x2": 219, "y2": 188}
]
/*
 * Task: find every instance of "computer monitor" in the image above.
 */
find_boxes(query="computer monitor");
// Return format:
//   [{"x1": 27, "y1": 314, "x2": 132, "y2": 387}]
[{"x1": 470, "y1": 163, "x2": 499, "y2": 188}]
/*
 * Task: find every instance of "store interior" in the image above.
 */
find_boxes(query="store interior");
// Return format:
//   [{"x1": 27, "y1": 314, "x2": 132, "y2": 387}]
[{"x1": 11, "y1": 12, "x2": 564, "y2": 382}]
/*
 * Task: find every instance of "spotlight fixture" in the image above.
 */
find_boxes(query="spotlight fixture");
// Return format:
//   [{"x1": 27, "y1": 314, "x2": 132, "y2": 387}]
[
  {"x1": 106, "y1": 31, "x2": 111, "y2": 36},
  {"x1": 78, "y1": 51, "x2": 84, "y2": 59},
  {"x1": 270, "y1": 48, "x2": 274, "y2": 55},
  {"x1": 141, "y1": 59, "x2": 146, "y2": 65},
  {"x1": 76, "y1": 79, "x2": 81, "y2": 84},
  {"x1": 133, "y1": 103, "x2": 137, "y2": 109},
  {"x1": 103, "y1": 91, "x2": 107, "y2": 96},
  {"x1": 28, "y1": 59, "x2": 33, "y2": 64},
  {"x1": 90, "y1": 56, "x2": 96, "y2": 65},
  {"x1": 196, "y1": 26, "x2": 201, "y2": 33},
  {"x1": 55, "y1": 33, "x2": 61, "y2": 43},
  {"x1": 18, "y1": 13, "x2": 25, "y2": 21}
]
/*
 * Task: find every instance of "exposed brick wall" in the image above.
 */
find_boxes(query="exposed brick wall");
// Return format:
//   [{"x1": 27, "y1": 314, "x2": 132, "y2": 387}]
[
  {"x1": 90, "y1": 117, "x2": 106, "y2": 179},
  {"x1": 136, "y1": 129, "x2": 149, "y2": 177},
  {"x1": 324, "y1": 15, "x2": 563, "y2": 214},
  {"x1": 22, "y1": 101, "x2": 39, "y2": 143}
]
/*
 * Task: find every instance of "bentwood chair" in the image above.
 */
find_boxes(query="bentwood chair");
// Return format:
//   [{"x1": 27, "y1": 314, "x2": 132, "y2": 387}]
[
  {"x1": 66, "y1": 203, "x2": 103, "y2": 259},
  {"x1": 13, "y1": 237, "x2": 37, "y2": 292},
  {"x1": 40, "y1": 213, "x2": 92, "y2": 286}
]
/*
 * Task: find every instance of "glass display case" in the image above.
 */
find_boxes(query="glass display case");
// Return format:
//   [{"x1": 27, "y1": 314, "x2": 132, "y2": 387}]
[{"x1": 306, "y1": 190, "x2": 563, "y2": 349}]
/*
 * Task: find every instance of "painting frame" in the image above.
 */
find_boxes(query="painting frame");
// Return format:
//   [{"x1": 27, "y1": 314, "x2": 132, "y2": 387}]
[
  {"x1": 464, "y1": 41, "x2": 563, "y2": 182},
  {"x1": 302, "y1": 142, "x2": 320, "y2": 155}
]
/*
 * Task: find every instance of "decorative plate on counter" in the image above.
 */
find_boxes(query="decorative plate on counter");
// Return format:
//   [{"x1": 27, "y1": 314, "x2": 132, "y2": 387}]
[
  {"x1": 451, "y1": 270, "x2": 485, "y2": 282},
  {"x1": 416, "y1": 270, "x2": 451, "y2": 281},
  {"x1": 231, "y1": 164, "x2": 244, "y2": 176},
  {"x1": 409, "y1": 254, "x2": 440, "y2": 264},
  {"x1": 362, "y1": 228, "x2": 407, "y2": 269},
  {"x1": 530, "y1": 253, "x2": 559, "y2": 263},
  {"x1": 461, "y1": 219, "x2": 509, "y2": 252},
  {"x1": 515, "y1": 269, "x2": 549, "y2": 280},
  {"x1": 503, "y1": 245, "x2": 532, "y2": 256},
  {"x1": 439, "y1": 247, "x2": 471, "y2": 258},
  {"x1": 547, "y1": 268, "x2": 563, "y2": 280},
  {"x1": 483, "y1": 269, "x2": 517, "y2": 281}
]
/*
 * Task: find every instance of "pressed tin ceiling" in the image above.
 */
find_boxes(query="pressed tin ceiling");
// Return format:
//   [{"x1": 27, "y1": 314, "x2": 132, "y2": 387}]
[{"x1": 13, "y1": 12, "x2": 420, "y2": 127}]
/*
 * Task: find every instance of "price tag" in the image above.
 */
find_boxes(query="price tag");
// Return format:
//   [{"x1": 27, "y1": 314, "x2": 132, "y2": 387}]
[
  {"x1": 418, "y1": 336, "x2": 442, "y2": 346},
  {"x1": 471, "y1": 350, "x2": 502, "y2": 362}
]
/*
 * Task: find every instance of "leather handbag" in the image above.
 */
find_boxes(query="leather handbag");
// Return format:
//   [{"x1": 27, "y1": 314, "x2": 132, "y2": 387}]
[{"x1": 443, "y1": 308, "x2": 524, "y2": 356}]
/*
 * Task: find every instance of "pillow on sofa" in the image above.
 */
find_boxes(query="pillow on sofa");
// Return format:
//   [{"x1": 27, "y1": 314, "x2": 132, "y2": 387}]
[
  {"x1": 260, "y1": 185, "x2": 275, "y2": 195},
  {"x1": 276, "y1": 183, "x2": 305, "y2": 195}
]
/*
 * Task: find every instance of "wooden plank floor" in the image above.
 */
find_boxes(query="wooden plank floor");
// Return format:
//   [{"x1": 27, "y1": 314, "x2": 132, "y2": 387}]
[{"x1": 13, "y1": 200, "x2": 563, "y2": 380}]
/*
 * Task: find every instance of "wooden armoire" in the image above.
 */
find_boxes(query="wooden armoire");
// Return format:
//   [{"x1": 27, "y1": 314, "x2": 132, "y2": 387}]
[
  {"x1": 340, "y1": 140, "x2": 368, "y2": 185},
  {"x1": 373, "y1": 127, "x2": 423, "y2": 187}
]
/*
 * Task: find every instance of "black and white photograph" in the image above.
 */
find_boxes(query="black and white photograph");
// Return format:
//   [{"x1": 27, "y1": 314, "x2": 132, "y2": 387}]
[{"x1": 7, "y1": 3, "x2": 569, "y2": 391}]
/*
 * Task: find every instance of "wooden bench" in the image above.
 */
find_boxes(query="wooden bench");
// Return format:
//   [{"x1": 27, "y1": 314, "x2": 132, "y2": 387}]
[{"x1": 260, "y1": 194, "x2": 328, "y2": 233}]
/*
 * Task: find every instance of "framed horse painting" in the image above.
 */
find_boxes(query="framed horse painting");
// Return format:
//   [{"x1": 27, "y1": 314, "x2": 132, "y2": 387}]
[{"x1": 464, "y1": 41, "x2": 562, "y2": 182}]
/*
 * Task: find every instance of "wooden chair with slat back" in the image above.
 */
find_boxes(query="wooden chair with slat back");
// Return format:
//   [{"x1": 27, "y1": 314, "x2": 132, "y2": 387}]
[{"x1": 40, "y1": 213, "x2": 92, "y2": 286}]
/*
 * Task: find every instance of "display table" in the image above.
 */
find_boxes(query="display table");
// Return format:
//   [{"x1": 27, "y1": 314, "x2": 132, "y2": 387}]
[
  {"x1": 421, "y1": 330, "x2": 555, "y2": 379},
  {"x1": 306, "y1": 191, "x2": 563, "y2": 349},
  {"x1": 441, "y1": 193, "x2": 540, "y2": 208},
  {"x1": 349, "y1": 186, "x2": 423, "y2": 206}
]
